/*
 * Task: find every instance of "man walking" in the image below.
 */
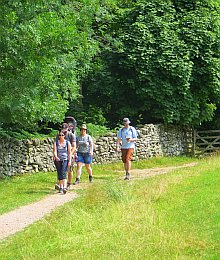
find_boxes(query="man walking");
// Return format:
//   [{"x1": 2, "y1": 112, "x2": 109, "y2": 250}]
[{"x1": 116, "y1": 118, "x2": 138, "y2": 180}]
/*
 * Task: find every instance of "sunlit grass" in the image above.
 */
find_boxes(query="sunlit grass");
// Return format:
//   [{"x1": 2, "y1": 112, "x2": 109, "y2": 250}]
[
  {"x1": 0, "y1": 156, "x2": 196, "y2": 215},
  {"x1": 0, "y1": 156, "x2": 219, "y2": 259}
]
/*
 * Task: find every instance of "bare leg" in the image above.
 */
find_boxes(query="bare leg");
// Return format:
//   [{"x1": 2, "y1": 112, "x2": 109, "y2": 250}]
[
  {"x1": 77, "y1": 162, "x2": 83, "y2": 178},
  {"x1": 85, "y1": 164, "x2": 92, "y2": 176},
  {"x1": 59, "y1": 179, "x2": 63, "y2": 189},
  {"x1": 124, "y1": 160, "x2": 131, "y2": 173},
  {"x1": 67, "y1": 168, "x2": 73, "y2": 184},
  {"x1": 124, "y1": 160, "x2": 131, "y2": 180},
  {"x1": 85, "y1": 164, "x2": 93, "y2": 182},
  {"x1": 63, "y1": 178, "x2": 67, "y2": 189}
]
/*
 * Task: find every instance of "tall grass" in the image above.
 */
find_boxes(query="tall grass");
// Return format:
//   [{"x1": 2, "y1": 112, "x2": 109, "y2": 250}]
[{"x1": 0, "y1": 156, "x2": 219, "y2": 259}]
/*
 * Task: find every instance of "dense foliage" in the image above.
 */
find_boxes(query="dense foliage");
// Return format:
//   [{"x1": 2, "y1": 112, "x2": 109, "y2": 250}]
[
  {"x1": 0, "y1": 0, "x2": 100, "y2": 129},
  {"x1": 83, "y1": 0, "x2": 220, "y2": 126},
  {"x1": 0, "y1": 0, "x2": 219, "y2": 130}
]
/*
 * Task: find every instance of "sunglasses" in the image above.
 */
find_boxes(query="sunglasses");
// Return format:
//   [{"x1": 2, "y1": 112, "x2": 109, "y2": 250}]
[{"x1": 59, "y1": 134, "x2": 65, "y2": 136}]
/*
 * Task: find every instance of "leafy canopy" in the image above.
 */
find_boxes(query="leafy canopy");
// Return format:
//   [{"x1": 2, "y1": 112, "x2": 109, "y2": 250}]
[
  {"x1": 0, "y1": 0, "x2": 100, "y2": 129},
  {"x1": 83, "y1": 0, "x2": 220, "y2": 126}
]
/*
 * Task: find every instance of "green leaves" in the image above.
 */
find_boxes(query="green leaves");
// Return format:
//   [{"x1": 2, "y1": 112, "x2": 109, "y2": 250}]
[
  {"x1": 0, "y1": 0, "x2": 100, "y2": 129},
  {"x1": 83, "y1": 0, "x2": 220, "y2": 126}
]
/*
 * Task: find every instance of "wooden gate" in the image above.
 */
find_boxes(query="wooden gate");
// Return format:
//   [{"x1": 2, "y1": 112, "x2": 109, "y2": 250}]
[{"x1": 193, "y1": 129, "x2": 220, "y2": 155}]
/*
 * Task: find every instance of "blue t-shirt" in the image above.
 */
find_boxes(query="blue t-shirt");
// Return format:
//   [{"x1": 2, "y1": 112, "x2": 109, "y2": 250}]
[{"x1": 117, "y1": 127, "x2": 138, "y2": 149}]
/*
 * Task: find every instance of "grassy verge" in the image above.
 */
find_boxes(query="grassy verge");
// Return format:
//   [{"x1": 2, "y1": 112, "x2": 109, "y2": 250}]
[
  {"x1": 0, "y1": 172, "x2": 57, "y2": 215},
  {"x1": 0, "y1": 156, "x2": 219, "y2": 258},
  {"x1": 0, "y1": 156, "x2": 195, "y2": 215}
]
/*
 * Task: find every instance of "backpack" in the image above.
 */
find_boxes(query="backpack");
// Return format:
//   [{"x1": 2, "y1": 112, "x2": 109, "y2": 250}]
[
  {"x1": 66, "y1": 131, "x2": 75, "y2": 144},
  {"x1": 56, "y1": 140, "x2": 69, "y2": 154},
  {"x1": 64, "y1": 116, "x2": 77, "y2": 133},
  {"x1": 119, "y1": 126, "x2": 138, "y2": 138}
]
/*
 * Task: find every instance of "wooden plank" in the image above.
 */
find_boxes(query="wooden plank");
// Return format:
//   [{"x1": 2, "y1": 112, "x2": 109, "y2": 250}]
[
  {"x1": 195, "y1": 135, "x2": 220, "y2": 140},
  {"x1": 196, "y1": 142, "x2": 220, "y2": 145},
  {"x1": 193, "y1": 129, "x2": 196, "y2": 156},
  {"x1": 196, "y1": 130, "x2": 220, "y2": 134},
  {"x1": 199, "y1": 147, "x2": 220, "y2": 151}
]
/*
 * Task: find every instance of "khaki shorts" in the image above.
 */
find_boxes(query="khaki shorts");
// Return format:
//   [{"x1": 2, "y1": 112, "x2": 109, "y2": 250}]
[{"x1": 121, "y1": 148, "x2": 134, "y2": 163}]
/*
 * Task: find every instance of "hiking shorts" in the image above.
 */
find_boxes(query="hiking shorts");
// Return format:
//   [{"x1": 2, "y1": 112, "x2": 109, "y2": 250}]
[
  {"x1": 77, "y1": 152, "x2": 92, "y2": 165},
  {"x1": 121, "y1": 148, "x2": 134, "y2": 163},
  {"x1": 54, "y1": 160, "x2": 68, "y2": 180}
]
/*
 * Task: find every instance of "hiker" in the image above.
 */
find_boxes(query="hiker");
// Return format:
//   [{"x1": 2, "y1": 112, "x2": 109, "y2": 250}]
[
  {"x1": 53, "y1": 130, "x2": 72, "y2": 194},
  {"x1": 74, "y1": 124, "x2": 94, "y2": 184},
  {"x1": 116, "y1": 118, "x2": 138, "y2": 180},
  {"x1": 64, "y1": 123, "x2": 77, "y2": 188},
  {"x1": 54, "y1": 123, "x2": 76, "y2": 190}
]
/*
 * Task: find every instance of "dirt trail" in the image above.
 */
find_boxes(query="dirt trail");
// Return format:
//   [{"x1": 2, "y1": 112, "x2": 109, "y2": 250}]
[
  {"x1": 0, "y1": 192, "x2": 77, "y2": 240},
  {"x1": 0, "y1": 162, "x2": 197, "y2": 241},
  {"x1": 127, "y1": 162, "x2": 198, "y2": 180}
]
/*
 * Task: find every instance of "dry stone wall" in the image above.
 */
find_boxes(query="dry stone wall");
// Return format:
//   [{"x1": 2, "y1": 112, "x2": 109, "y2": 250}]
[{"x1": 0, "y1": 124, "x2": 192, "y2": 177}]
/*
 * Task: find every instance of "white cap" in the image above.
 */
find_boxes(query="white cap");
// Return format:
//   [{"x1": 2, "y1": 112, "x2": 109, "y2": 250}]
[{"x1": 123, "y1": 118, "x2": 131, "y2": 124}]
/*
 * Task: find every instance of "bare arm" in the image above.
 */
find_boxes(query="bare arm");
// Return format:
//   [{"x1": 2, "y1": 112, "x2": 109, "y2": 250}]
[
  {"x1": 116, "y1": 138, "x2": 121, "y2": 151},
  {"x1": 53, "y1": 142, "x2": 60, "y2": 161},
  {"x1": 68, "y1": 142, "x2": 72, "y2": 166},
  {"x1": 71, "y1": 141, "x2": 76, "y2": 155},
  {"x1": 90, "y1": 141, "x2": 94, "y2": 156}
]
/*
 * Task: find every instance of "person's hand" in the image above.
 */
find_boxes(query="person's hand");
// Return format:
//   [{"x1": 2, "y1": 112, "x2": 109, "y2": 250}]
[
  {"x1": 126, "y1": 137, "x2": 130, "y2": 142},
  {"x1": 90, "y1": 151, "x2": 93, "y2": 156},
  {"x1": 54, "y1": 156, "x2": 60, "y2": 161},
  {"x1": 116, "y1": 147, "x2": 121, "y2": 152}
]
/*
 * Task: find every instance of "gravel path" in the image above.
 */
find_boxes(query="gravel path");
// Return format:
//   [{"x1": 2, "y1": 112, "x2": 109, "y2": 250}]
[
  {"x1": 0, "y1": 162, "x2": 197, "y2": 241},
  {"x1": 0, "y1": 192, "x2": 78, "y2": 240},
  {"x1": 128, "y1": 162, "x2": 198, "y2": 180}
]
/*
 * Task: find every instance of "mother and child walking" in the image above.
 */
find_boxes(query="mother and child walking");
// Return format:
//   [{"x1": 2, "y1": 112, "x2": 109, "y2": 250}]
[{"x1": 53, "y1": 117, "x2": 138, "y2": 194}]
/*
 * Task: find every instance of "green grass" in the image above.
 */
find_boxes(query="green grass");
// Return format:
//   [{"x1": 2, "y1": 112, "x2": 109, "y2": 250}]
[
  {"x1": 0, "y1": 172, "x2": 57, "y2": 215},
  {"x1": 1, "y1": 156, "x2": 219, "y2": 259},
  {"x1": 0, "y1": 156, "x2": 194, "y2": 215}
]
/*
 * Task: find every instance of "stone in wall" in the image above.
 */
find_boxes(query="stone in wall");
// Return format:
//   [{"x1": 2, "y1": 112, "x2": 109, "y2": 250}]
[{"x1": 0, "y1": 124, "x2": 192, "y2": 177}]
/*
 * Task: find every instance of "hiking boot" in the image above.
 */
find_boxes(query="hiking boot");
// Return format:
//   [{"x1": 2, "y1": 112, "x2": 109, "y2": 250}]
[
  {"x1": 59, "y1": 188, "x2": 63, "y2": 193},
  {"x1": 67, "y1": 182, "x2": 71, "y2": 189},
  {"x1": 63, "y1": 188, "x2": 68, "y2": 194},
  {"x1": 55, "y1": 184, "x2": 60, "y2": 190},
  {"x1": 89, "y1": 175, "x2": 93, "y2": 183},
  {"x1": 73, "y1": 178, "x2": 80, "y2": 185},
  {"x1": 124, "y1": 173, "x2": 130, "y2": 180}
]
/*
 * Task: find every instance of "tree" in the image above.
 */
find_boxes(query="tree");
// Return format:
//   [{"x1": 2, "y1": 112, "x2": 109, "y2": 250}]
[
  {"x1": 0, "y1": 0, "x2": 99, "y2": 129},
  {"x1": 83, "y1": 0, "x2": 220, "y2": 126}
]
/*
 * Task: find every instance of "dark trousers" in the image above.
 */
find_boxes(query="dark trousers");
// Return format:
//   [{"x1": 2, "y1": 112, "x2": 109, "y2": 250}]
[{"x1": 54, "y1": 160, "x2": 68, "y2": 180}]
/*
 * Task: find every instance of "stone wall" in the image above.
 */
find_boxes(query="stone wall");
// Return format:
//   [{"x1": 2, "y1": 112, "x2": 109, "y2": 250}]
[{"x1": 0, "y1": 124, "x2": 192, "y2": 177}]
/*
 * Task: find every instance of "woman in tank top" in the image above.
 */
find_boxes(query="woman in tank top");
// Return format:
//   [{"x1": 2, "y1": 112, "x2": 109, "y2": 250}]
[{"x1": 53, "y1": 130, "x2": 72, "y2": 194}]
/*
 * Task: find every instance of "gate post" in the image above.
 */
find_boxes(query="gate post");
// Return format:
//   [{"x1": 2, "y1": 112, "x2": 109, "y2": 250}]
[{"x1": 193, "y1": 128, "x2": 196, "y2": 156}]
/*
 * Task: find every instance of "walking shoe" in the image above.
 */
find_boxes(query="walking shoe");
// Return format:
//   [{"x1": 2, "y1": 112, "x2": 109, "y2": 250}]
[
  {"x1": 63, "y1": 188, "x2": 68, "y2": 194},
  {"x1": 89, "y1": 175, "x2": 93, "y2": 183},
  {"x1": 59, "y1": 188, "x2": 63, "y2": 193},
  {"x1": 55, "y1": 184, "x2": 60, "y2": 190},
  {"x1": 67, "y1": 182, "x2": 71, "y2": 189},
  {"x1": 73, "y1": 178, "x2": 80, "y2": 185}
]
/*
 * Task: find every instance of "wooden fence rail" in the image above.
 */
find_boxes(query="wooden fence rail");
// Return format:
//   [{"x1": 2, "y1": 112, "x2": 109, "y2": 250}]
[{"x1": 193, "y1": 129, "x2": 220, "y2": 155}]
